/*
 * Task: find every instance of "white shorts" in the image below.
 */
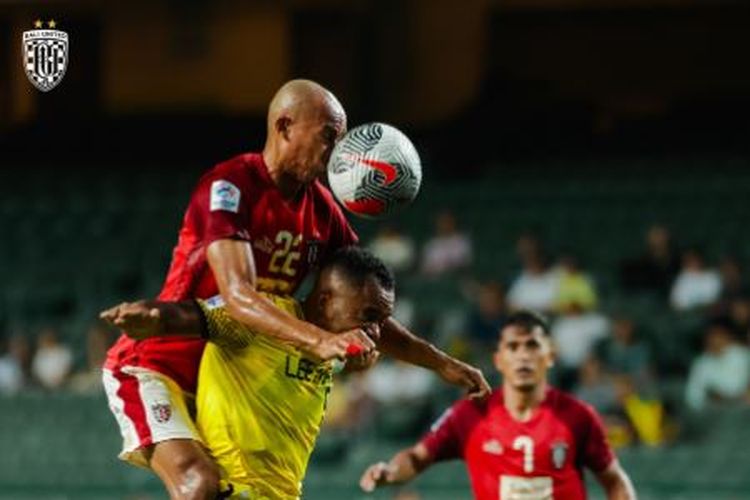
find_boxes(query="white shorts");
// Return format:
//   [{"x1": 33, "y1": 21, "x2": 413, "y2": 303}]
[{"x1": 102, "y1": 366, "x2": 202, "y2": 469}]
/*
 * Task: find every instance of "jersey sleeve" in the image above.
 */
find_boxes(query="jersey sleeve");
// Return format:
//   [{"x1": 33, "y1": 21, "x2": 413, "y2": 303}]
[
  {"x1": 195, "y1": 297, "x2": 254, "y2": 350},
  {"x1": 330, "y1": 206, "x2": 359, "y2": 250},
  {"x1": 579, "y1": 404, "x2": 615, "y2": 473},
  {"x1": 189, "y1": 164, "x2": 254, "y2": 245},
  {"x1": 419, "y1": 400, "x2": 474, "y2": 462}
]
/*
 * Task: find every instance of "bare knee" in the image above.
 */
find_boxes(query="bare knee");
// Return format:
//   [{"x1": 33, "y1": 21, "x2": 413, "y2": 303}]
[{"x1": 172, "y1": 455, "x2": 220, "y2": 500}]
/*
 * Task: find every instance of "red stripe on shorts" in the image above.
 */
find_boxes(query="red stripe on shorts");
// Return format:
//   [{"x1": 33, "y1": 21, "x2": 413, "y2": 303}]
[{"x1": 113, "y1": 369, "x2": 154, "y2": 448}]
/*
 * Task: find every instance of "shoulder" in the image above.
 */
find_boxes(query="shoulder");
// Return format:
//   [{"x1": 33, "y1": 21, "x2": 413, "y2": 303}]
[
  {"x1": 208, "y1": 152, "x2": 266, "y2": 186},
  {"x1": 549, "y1": 388, "x2": 600, "y2": 425},
  {"x1": 310, "y1": 180, "x2": 351, "y2": 223},
  {"x1": 192, "y1": 152, "x2": 263, "y2": 188},
  {"x1": 311, "y1": 180, "x2": 341, "y2": 208},
  {"x1": 439, "y1": 391, "x2": 497, "y2": 428}
]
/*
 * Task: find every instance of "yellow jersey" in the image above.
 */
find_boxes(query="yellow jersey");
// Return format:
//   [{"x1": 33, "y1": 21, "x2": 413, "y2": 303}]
[{"x1": 195, "y1": 295, "x2": 333, "y2": 499}]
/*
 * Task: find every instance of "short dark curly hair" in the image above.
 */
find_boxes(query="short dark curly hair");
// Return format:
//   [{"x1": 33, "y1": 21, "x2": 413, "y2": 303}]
[{"x1": 323, "y1": 246, "x2": 395, "y2": 292}]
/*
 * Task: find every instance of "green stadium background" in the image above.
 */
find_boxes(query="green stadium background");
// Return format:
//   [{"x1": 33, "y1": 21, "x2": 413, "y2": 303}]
[{"x1": 2, "y1": 1, "x2": 750, "y2": 499}]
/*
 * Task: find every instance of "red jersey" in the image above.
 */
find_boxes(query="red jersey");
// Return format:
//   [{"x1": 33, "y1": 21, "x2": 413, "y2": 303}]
[
  {"x1": 421, "y1": 387, "x2": 614, "y2": 500},
  {"x1": 105, "y1": 153, "x2": 358, "y2": 393}
]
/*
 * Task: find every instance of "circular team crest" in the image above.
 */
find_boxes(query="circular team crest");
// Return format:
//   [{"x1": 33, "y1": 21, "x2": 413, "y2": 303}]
[
  {"x1": 22, "y1": 20, "x2": 68, "y2": 92},
  {"x1": 150, "y1": 402, "x2": 172, "y2": 424}
]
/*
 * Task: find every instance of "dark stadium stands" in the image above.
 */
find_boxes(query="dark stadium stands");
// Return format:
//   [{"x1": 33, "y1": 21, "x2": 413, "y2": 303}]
[{"x1": 2, "y1": 157, "x2": 750, "y2": 498}]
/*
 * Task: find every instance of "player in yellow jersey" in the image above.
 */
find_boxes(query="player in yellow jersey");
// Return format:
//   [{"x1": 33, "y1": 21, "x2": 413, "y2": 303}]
[{"x1": 102, "y1": 247, "x2": 395, "y2": 498}]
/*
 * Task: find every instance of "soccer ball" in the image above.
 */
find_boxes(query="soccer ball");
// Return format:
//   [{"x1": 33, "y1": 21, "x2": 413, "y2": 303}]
[{"x1": 327, "y1": 122, "x2": 422, "y2": 219}]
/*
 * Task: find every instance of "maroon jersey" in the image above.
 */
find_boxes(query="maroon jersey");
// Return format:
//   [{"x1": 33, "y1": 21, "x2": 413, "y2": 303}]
[
  {"x1": 105, "y1": 152, "x2": 357, "y2": 392},
  {"x1": 421, "y1": 388, "x2": 614, "y2": 500}
]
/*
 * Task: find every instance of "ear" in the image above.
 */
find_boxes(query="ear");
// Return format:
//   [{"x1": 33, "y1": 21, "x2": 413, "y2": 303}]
[
  {"x1": 545, "y1": 339, "x2": 556, "y2": 368},
  {"x1": 493, "y1": 349, "x2": 502, "y2": 372},
  {"x1": 316, "y1": 288, "x2": 332, "y2": 312},
  {"x1": 276, "y1": 116, "x2": 292, "y2": 141}
]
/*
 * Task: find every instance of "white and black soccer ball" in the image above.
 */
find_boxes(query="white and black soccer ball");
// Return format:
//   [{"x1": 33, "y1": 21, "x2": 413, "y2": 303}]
[{"x1": 327, "y1": 122, "x2": 422, "y2": 219}]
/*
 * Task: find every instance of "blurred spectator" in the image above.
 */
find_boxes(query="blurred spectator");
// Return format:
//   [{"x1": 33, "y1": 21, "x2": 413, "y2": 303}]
[
  {"x1": 620, "y1": 224, "x2": 680, "y2": 297},
  {"x1": 555, "y1": 253, "x2": 598, "y2": 312},
  {"x1": 515, "y1": 232, "x2": 542, "y2": 265},
  {"x1": 392, "y1": 298, "x2": 417, "y2": 331},
  {"x1": 0, "y1": 339, "x2": 23, "y2": 395},
  {"x1": 364, "y1": 360, "x2": 435, "y2": 439},
  {"x1": 7, "y1": 333, "x2": 32, "y2": 386},
  {"x1": 670, "y1": 248, "x2": 722, "y2": 311},
  {"x1": 718, "y1": 256, "x2": 748, "y2": 302},
  {"x1": 615, "y1": 376, "x2": 665, "y2": 447},
  {"x1": 322, "y1": 373, "x2": 373, "y2": 433},
  {"x1": 69, "y1": 323, "x2": 115, "y2": 394},
  {"x1": 368, "y1": 225, "x2": 416, "y2": 273},
  {"x1": 574, "y1": 356, "x2": 619, "y2": 414},
  {"x1": 31, "y1": 327, "x2": 73, "y2": 390},
  {"x1": 685, "y1": 318, "x2": 750, "y2": 411},
  {"x1": 552, "y1": 303, "x2": 610, "y2": 387},
  {"x1": 596, "y1": 317, "x2": 653, "y2": 384},
  {"x1": 728, "y1": 297, "x2": 750, "y2": 338},
  {"x1": 466, "y1": 281, "x2": 507, "y2": 349},
  {"x1": 420, "y1": 211, "x2": 472, "y2": 277},
  {"x1": 576, "y1": 358, "x2": 665, "y2": 447},
  {"x1": 507, "y1": 238, "x2": 560, "y2": 312},
  {"x1": 364, "y1": 359, "x2": 434, "y2": 405}
]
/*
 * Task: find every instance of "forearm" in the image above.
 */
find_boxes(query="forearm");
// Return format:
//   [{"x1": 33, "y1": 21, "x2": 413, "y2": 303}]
[
  {"x1": 223, "y1": 282, "x2": 328, "y2": 351},
  {"x1": 606, "y1": 479, "x2": 637, "y2": 500},
  {"x1": 206, "y1": 239, "x2": 329, "y2": 351},
  {"x1": 151, "y1": 300, "x2": 204, "y2": 335},
  {"x1": 385, "y1": 447, "x2": 432, "y2": 483},
  {"x1": 379, "y1": 317, "x2": 450, "y2": 370},
  {"x1": 599, "y1": 462, "x2": 637, "y2": 500}
]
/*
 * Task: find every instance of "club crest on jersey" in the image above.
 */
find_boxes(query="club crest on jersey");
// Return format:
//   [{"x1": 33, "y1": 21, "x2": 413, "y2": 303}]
[
  {"x1": 551, "y1": 441, "x2": 568, "y2": 469},
  {"x1": 210, "y1": 180, "x2": 241, "y2": 213},
  {"x1": 151, "y1": 402, "x2": 172, "y2": 423},
  {"x1": 23, "y1": 19, "x2": 68, "y2": 92}
]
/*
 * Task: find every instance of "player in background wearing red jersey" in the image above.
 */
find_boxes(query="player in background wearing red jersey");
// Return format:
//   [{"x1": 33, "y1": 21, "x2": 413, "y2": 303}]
[
  {"x1": 360, "y1": 311, "x2": 636, "y2": 500},
  {"x1": 103, "y1": 79, "x2": 490, "y2": 500}
]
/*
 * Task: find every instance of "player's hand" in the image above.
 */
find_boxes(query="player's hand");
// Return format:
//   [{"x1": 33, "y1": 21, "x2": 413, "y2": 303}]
[
  {"x1": 343, "y1": 349, "x2": 381, "y2": 373},
  {"x1": 359, "y1": 461, "x2": 397, "y2": 492},
  {"x1": 309, "y1": 328, "x2": 376, "y2": 362},
  {"x1": 438, "y1": 359, "x2": 491, "y2": 400},
  {"x1": 99, "y1": 301, "x2": 163, "y2": 340}
]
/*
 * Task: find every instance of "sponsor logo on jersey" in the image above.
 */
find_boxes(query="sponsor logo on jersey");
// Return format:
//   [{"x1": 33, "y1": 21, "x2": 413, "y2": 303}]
[
  {"x1": 210, "y1": 180, "x2": 241, "y2": 213},
  {"x1": 151, "y1": 402, "x2": 172, "y2": 423},
  {"x1": 500, "y1": 475, "x2": 553, "y2": 500},
  {"x1": 204, "y1": 295, "x2": 225, "y2": 310},
  {"x1": 482, "y1": 439, "x2": 504, "y2": 456},
  {"x1": 253, "y1": 236, "x2": 274, "y2": 255},
  {"x1": 23, "y1": 19, "x2": 68, "y2": 92},
  {"x1": 284, "y1": 355, "x2": 332, "y2": 386},
  {"x1": 551, "y1": 441, "x2": 568, "y2": 469}
]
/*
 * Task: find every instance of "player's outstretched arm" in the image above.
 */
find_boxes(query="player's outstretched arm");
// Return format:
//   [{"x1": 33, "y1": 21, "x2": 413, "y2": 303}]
[
  {"x1": 595, "y1": 460, "x2": 637, "y2": 500},
  {"x1": 359, "y1": 443, "x2": 434, "y2": 492},
  {"x1": 207, "y1": 239, "x2": 375, "y2": 361},
  {"x1": 100, "y1": 300, "x2": 202, "y2": 339},
  {"x1": 378, "y1": 317, "x2": 491, "y2": 399}
]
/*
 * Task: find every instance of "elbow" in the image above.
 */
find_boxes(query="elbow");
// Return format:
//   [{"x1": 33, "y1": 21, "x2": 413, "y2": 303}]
[{"x1": 221, "y1": 284, "x2": 258, "y2": 321}]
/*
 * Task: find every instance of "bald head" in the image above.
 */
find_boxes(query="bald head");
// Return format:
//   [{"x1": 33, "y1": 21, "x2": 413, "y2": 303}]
[
  {"x1": 263, "y1": 79, "x2": 347, "y2": 194},
  {"x1": 268, "y1": 79, "x2": 345, "y2": 132}
]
